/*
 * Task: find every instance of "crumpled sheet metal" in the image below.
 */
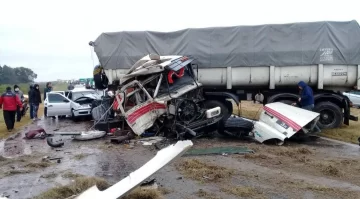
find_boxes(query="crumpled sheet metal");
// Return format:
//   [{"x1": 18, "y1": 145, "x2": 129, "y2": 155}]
[{"x1": 75, "y1": 140, "x2": 193, "y2": 199}]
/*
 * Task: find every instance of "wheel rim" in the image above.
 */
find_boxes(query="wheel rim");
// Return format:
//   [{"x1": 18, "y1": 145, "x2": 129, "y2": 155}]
[
  {"x1": 319, "y1": 109, "x2": 336, "y2": 127},
  {"x1": 176, "y1": 100, "x2": 197, "y2": 123}
]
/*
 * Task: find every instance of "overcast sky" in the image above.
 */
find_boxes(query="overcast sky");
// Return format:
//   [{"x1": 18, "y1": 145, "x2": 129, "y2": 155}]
[{"x1": 1, "y1": 0, "x2": 359, "y2": 82}]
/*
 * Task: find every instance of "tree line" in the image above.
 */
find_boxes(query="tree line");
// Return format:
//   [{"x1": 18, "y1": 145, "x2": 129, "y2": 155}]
[{"x1": 0, "y1": 65, "x2": 37, "y2": 84}]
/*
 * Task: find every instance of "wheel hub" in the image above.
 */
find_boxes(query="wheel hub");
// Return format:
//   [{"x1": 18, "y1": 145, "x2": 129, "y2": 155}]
[{"x1": 322, "y1": 114, "x2": 329, "y2": 120}]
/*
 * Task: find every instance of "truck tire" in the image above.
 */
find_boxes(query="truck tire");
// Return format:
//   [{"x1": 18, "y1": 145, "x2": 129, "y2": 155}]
[
  {"x1": 314, "y1": 102, "x2": 343, "y2": 129},
  {"x1": 46, "y1": 137, "x2": 64, "y2": 148},
  {"x1": 204, "y1": 100, "x2": 230, "y2": 135}
]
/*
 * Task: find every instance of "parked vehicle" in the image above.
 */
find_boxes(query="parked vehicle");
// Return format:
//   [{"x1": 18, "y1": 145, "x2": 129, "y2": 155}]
[
  {"x1": 343, "y1": 91, "x2": 360, "y2": 108},
  {"x1": 90, "y1": 20, "x2": 360, "y2": 129},
  {"x1": 44, "y1": 89, "x2": 102, "y2": 121}
]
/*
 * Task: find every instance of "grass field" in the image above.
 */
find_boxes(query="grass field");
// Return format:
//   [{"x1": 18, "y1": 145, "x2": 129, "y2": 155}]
[
  {"x1": 0, "y1": 83, "x2": 67, "y2": 139},
  {"x1": 235, "y1": 101, "x2": 360, "y2": 144},
  {"x1": 0, "y1": 105, "x2": 44, "y2": 139}
]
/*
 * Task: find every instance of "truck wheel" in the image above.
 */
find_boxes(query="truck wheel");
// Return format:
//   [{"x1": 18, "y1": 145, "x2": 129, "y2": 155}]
[
  {"x1": 314, "y1": 102, "x2": 343, "y2": 129},
  {"x1": 204, "y1": 100, "x2": 230, "y2": 135}
]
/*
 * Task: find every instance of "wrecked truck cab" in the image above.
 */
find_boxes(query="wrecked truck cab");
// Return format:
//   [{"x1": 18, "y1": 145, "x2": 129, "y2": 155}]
[
  {"x1": 112, "y1": 54, "x2": 224, "y2": 138},
  {"x1": 224, "y1": 102, "x2": 321, "y2": 145}
]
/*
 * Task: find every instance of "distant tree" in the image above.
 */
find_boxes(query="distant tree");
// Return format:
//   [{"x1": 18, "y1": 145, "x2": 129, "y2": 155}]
[{"x1": 0, "y1": 65, "x2": 37, "y2": 84}]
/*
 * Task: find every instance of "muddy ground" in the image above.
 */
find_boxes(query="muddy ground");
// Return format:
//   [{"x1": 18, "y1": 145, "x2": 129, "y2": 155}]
[{"x1": 0, "y1": 118, "x2": 360, "y2": 199}]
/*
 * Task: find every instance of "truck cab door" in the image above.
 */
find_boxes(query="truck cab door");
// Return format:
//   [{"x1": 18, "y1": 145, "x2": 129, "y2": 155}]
[
  {"x1": 118, "y1": 80, "x2": 166, "y2": 136},
  {"x1": 47, "y1": 93, "x2": 72, "y2": 117}
]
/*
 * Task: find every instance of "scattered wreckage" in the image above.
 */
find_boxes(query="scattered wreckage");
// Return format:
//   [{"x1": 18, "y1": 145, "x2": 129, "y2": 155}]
[
  {"x1": 223, "y1": 102, "x2": 320, "y2": 145},
  {"x1": 76, "y1": 140, "x2": 193, "y2": 199},
  {"x1": 28, "y1": 54, "x2": 321, "y2": 148},
  {"x1": 89, "y1": 54, "x2": 321, "y2": 145}
]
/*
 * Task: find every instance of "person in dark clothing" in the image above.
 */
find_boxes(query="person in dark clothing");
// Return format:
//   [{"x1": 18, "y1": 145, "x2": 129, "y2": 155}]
[
  {"x1": 31, "y1": 84, "x2": 42, "y2": 121},
  {"x1": 28, "y1": 84, "x2": 34, "y2": 119},
  {"x1": 296, "y1": 81, "x2": 315, "y2": 109},
  {"x1": 14, "y1": 85, "x2": 24, "y2": 122},
  {"x1": 293, "y1": 81, "x2": 321, "y2": 134},
  {"x1": 68, "y1": 83, "x2": 74, "y2": 90},
  {"x1": 43, "y1": 82, "x2": 52, "y2": 100},
  {"x1": 0, "y1": 87, "x2": 23, "y2": 131}
]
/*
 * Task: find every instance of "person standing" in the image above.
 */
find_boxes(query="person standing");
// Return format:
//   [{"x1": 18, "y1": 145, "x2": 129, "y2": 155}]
[
  {"x1": 293, "y1": 81, "x2": 321, "y2": 134},
  {"x1": 0, "y1": 87, "x2": 23, "y2": 132},
  {"x1": 68, "y1": 83, "x2": 74, "y2": 90},
  {"x1": 31, "y1": 84, "x2": 42, "y2": 121},
  {"x1": 28, "y1": 84, "x2": 34, "y2": 119},
  {"x1": 43, "y1": 82, "x2": 52, "y2": 100},
  {"x1": 14, "y1": 85, "x2": 24, "y2": 122}
]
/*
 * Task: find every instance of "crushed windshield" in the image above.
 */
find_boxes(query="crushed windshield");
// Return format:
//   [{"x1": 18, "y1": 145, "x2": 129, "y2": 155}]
[{"x1": 72, "y1": 91, "x2": 99, "y2": 101}]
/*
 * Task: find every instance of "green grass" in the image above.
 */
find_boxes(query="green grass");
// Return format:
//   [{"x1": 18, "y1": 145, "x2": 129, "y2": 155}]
[
  {"x1": 0, "y1": 105, "x2": 44, "y2": 139},
  {"x1": 52, "y1": 83, "x2": 69, "y2": 91},
  {"x1": 0, "y1": 84, "x2": 30, "y2": 95},
  {"x1": 0, "y1": 82, "x2": 67, "y2": 139}
]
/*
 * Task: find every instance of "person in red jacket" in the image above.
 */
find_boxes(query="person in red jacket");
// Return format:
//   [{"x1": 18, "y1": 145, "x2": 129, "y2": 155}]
[{"x1": 0, "y1": 87, "x2": 23, "y2": 132}]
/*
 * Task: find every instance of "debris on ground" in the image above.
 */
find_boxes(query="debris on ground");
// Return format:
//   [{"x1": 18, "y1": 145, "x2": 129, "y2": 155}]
[
  {"x1": 42, "y1": 156, "x2": 63, "y2": 162},
  {"x1": 33, "y1": 177, "x2": 110, "y2": 199},
  {"x1": 76, "y1": 141, "x2": 193, "y2": 199},
  {"x1": 46, "y1": 131, "x2": 107, "y2": 148},
  {"x1": 47, "y1": 136, "x2": 65, "y2": 148},
  {"x1": 185, "y1": 146, "x2": 254, "y2": 156},
  {"x1": 110, "y1": 132, "x2": 135, "y2": 144},
  {"x1": 176, "y1": 159, "x2": 234, "y2": 182},
  {"x1": 137, "y1": 137, "x2": 165, "y2": 146},
  {"x1": 24, "y1": 128, "x2": 47, "y2": 139}
]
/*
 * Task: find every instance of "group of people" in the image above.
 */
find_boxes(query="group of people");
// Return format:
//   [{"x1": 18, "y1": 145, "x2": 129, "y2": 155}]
[{"x1": 0, "y1": 82, "x2": 53, "y2": 132}]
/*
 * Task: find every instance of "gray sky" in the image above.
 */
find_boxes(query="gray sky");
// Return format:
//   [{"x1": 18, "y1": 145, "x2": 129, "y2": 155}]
[{"x1": 1, "y1": 0, "x2": 359, "y2": 82}]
